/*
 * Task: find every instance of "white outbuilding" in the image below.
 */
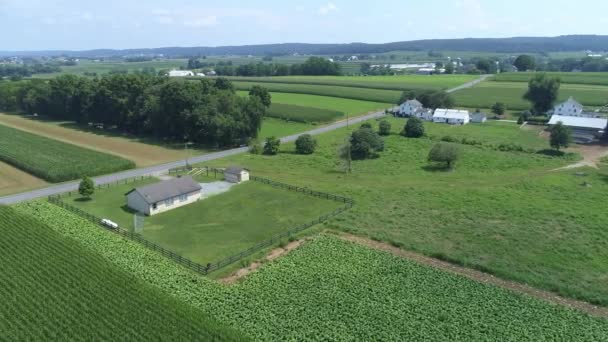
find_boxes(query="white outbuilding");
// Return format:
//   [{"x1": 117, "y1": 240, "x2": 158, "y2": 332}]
[
  {"x1": 168, "y1": 70, "x2": 195, "y2": 77},
  {"x1": 433, "y1": 109, "x2": 470, "y2": 125},
  {"x1": 553, "y1": 97, "x2": 584, "y2": 117},
  {"x1": 224, "y1": 167, "x2": 250, "y2": 183},
  {"x1": 126, "y1": 176, "x2": 202, "y2": 216},
  {"x1": 471, "y1": 111, "x2": 488, "y2": 123}
]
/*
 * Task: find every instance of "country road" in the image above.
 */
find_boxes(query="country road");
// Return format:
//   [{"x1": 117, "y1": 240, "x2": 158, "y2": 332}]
[{"x1": 0, "y1": 75, "x2": 487, "y2": 204}]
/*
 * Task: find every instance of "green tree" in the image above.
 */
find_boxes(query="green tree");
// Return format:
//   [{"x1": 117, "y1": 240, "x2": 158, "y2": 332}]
[
  {"x1": 350, "y1": 127, "x2": 384, "y2": 160},
  {"x1": 418, "y1": 91, "x2": 455, "y2": 109},
  {"x1": 248, "y1": 85, "x2": 272, "y2": 108},
  {"x1": 214, "y1": 77, "x2": 234, "y2": 91},
  {"x1": 402, "y1": 117, "x2": 425, "y2": 138},
  {"x1": 398, "y1": 90, "x2": 417, "y2": 104},
  {"x1": 295, "y1": 134, "x2": 317, "y2": 154},
  {"x1": 360, "y1": 122, "x2": 372, "y2": 129},
  {"x1": 549, "y1": 122, "x2": 572, "y2": 151},
  {"x1": 491, "y1": 102, "x2": 507, "y2": 116},
  {"x1": 514, "y1": 55, "x2": 536, "y2": 71},
  {"x1": 338, "y1": 139, "x2": 352, "y2": 174},
  {"x1": 475, "y1": 59, "x2": 492, "y2": 74},
  {"x1": 445, "y1": 63, "x2": 455, "y2": 74},
  {"x1": 378, "y1": 120, "x2": 391, "y2": 136},
  {"x1": 523, "y1": 74, "x2": 561, "y2": 114},
  {"x1": 263, "y1": 136, "x2": 281, "y2": 155},
  {"x1": 428, "y1": 142, "x2": 460, "y2": 169},
  {"x1": 78, "y1": 176, "x2": 95, "y2": 199}
]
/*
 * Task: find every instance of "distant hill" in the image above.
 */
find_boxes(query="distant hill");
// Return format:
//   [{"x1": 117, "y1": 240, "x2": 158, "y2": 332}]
[{"x1": 2, "y1": 35, "x2": 607, "y2": 58}]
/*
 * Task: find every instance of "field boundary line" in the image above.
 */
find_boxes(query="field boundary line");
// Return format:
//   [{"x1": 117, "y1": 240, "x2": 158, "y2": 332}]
[{"x1": 338, "y1": 232, "x2": 608, "y2": 318}]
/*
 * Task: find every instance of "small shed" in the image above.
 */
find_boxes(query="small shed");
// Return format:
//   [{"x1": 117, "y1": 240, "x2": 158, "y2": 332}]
[
  {"x1": 471, "y1": 111, "x2": 487, "y2": 123},
  {"x1": 126, "y1": 176, "x2": 202, "y2": 216},
  {"x1": 224, "y1": 167, "x2": 250, "y2": 183}
]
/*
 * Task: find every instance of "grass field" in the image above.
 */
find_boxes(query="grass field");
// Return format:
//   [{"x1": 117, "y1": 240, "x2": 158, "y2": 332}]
[
  {"x1": 453, "y1": 81, "x2": 608, "y2": 110},
  {"x1": 267, "y1": 103, "x2": 343, "y2": 123},
  {"x1": 0, "y1": 112, "x2": 212, "y2": 167},
  {"x1": 36, "y1": 59, "x2": 189, "y2": 77},
  {"x1": 12, "y1": 201, "x2": 608, "y2": 340},
  {"x1": 0, "y1": 206, "x2": 243, "y2": 341},
  {"x1": 0, "y1": 160, "x2": 47, "y2": 196},
  {"x1": 227, "y1": 74, "x2": 478, "y2": 91},
  {"x1": 0, "y1": 124, "x2": 135, "y2": 182},
  {"x1": 494, "y1": 72, "x2": 608, "y2": 86},
  {"x1": 67, "y1": 177, "x2": 341, "y2": 265},
  {"x1": 182, "y1": 117, "x2": 608, "y2": 306},
  {"x1": 235, "y1": 81, "x2": 403, "y2": 103}
]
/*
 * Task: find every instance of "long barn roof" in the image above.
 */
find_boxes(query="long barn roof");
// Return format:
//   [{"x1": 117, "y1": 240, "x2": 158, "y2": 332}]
[{"x1": 127, "y1": 176, "x2": 201, "y2": 204}]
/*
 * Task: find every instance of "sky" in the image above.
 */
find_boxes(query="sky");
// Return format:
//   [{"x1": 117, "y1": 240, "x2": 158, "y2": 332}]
[{"x1": 1, "y1": 0, "x2": 608, "y2": 51}]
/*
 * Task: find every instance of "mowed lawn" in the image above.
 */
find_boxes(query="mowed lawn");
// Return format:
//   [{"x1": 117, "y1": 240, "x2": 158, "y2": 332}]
[
  {"x1": 453, "y1": 81, "x2": 608, "y2": 110},
  {"x1": 0, "y1": 160, "x2": 47, "y2": 196},
  {"x1": 227, "y1": 74, "x2": 478, "y2": 91},
  {"x1": 0, "y1": 112, "x2": 210, "y2": 167},
  {"x1": 69, "y1": 178, "x2": 341, "y2": 265},
  {"x1": 199, "y1": 117, "x2": 608, "y2": 306}
]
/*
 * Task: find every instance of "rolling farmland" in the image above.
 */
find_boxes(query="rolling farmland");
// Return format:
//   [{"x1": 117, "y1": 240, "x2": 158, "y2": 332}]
[
  {"x1": 267, "y1": 103, "x2": 343, "y2": 123},
  {"x1": 494, "y1": 72, "x2": 608, "y2": 86},
  {"x1": 0, "y1": 124, "x2": 135, "y2": 182},
  {"x1": 12, "y1": 201, "x2": 608, "y2": 341},
  {"x1": 0, "y1": 206, "x2": 244, "y2": 341},
  {"x1": 0, "y1": 160, "x2": 47, "y2": 196}
]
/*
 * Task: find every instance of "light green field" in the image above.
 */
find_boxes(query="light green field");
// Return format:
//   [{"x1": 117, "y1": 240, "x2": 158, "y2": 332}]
[
  {"x1": 453, "y1": 81, "x2": 608, "y2": 110},
  {"x1": 228, "y1": 74, "x2": 477, "y2": 91},
  {"x1": 14, "y1": 202, "x2": 608, "y2": 341},
  {"x1": 494, "y1": 72, "x2": 608, "y2": 86},
  {"x1": 67, "y1": 178, "x2": 340, "y2": 265}
]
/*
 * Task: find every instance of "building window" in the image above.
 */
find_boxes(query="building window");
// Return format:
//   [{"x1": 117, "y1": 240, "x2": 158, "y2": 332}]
[{"x1": 153, "y1": 203, "x2": 157, "y2": 210}]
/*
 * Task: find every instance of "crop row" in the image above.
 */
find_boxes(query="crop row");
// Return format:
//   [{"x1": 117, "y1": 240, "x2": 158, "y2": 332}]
[
  {"x1": 267, "y1": 103, "x2": 344, "y2": 123},
  {"x1": 0, "y1": 206, "x2": 244, "y2": 341},
  {"x1": 494, "y1": 72, "x2": 608, "y2": 86},
  {"x1": 0, "y1": 124, "x2": 135, "y2": 182},
  {"x1": 15, "y1": 202, "x2": 608, "y2": 341}
]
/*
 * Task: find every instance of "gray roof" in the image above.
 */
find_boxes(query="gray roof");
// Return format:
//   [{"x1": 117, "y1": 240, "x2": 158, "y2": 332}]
[
  {"x1": 404, "y1": 99, "x2": 423, "y2": 107},
  {"x1": 225, "y1": 166, "x2": 248, "y2": 175},
  {"x1": 128, "y1": 176, "x2": 201, "y2": 204}
]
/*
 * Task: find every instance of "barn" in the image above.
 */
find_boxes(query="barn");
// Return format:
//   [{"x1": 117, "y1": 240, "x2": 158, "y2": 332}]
[
  {"x1": 224, "y1": 167, "x2": 250, "y2": 183},
  {"x1": 126, "y1": 176, "x2": 202, "y2": 216},
  {"x1": 548, "y1": 115, "x2": 607, "y2": 144},
  {"x1": 433, "y1": 109, "x2": 470, "y2": 125}
]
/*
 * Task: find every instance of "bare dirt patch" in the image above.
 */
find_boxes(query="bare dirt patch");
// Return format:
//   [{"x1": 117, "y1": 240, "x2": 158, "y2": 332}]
[
  {"x1": 339, "y1": 233, "x2": 608, "y2": 318},
  {"x1": 554, "y1": 143, "x2": 608, "y2": 170},
  {"x1": 0, "y1": 160, "x2": 48, "y2": 196},
  {"x1": 220, "y1": 239, "x2": 306, "y2": 285}
]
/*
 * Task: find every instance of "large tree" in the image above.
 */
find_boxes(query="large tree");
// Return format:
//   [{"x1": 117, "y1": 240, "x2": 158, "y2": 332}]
[
  {"x1": 549, "y1": 122, "x2": 572, "y2": 151},
  {"x1": 523, "y1": 74, "x2": 561, "y2": 114},
  {"x1": 295, "y1": 134, "x2": 317, "y2": 155},
  {"x1": 78, "y1": 176, "x2": 95, "y2": 199},
  {"x1": 428, "y1": 142, "x2": 460, "y2": 169},
  {"x1": 350, "y1": 127, "x2": 384, "y2": 160},
  {"x1": 402, "y1": 117, "x2": 425, "y2": 138},
  {"x1": 514, "y1": 55, "x2": 536, "y2": 71},
  {"x1": 248, "y1": 85, "x2": 271, "y2": 108}
]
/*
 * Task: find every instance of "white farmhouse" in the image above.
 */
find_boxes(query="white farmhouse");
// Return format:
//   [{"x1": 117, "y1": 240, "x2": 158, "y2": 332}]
[
  {"x1": 224, "y1": 167, "x2": 250, "y2": 183},
  {"x1": 168, "y1": 70, "x2": 195, "y2": 77},
  {"x1": 433, "y1": 109, "x2": 470, "y2": 125},
  {"x1": 126, "y1": 176, "x2": 202, "y2": 216},
  {"x1": 399, "y1": 99, "x2": 423, "y2": 116},
  {"x1": 553, "y1": 97, "x2": 584, "y2": 117}
]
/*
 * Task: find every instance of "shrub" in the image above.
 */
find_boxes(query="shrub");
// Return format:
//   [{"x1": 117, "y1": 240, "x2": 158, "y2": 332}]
[
  {"x1": 295, "y1": 134, "x2": 317, "y2": 155},
  {"x1": 428, "y1": 142, "x2": 460, "y2": 169},
  {"x1": 78, "y1": 176, "x2": 95, "y2": 199},
  {"x1": 491, "y1": 102, "x2": 507, "y2": 116},
  {"x1": 402, "y1": 117, "x2": 425, "y2": 138},
  {"x1": 263, "y1": 137, "x2": 281, "y2": 155},
  {"x1": 350, "y1": 127, "x2": 384, "y2": 160},
  {"x1": 360, "y1": 123, "x2": 373, "y2": 129},
  {"x1": 249, "y1": 138, "x2": 262, "y2": 154},
  {"x1": 378, "y1": 120, "x2": 391, "y2": 136},
  {"x1": 461, "y1": 137, "x2": 482, "y2": 146},
  {"x1": 440, "y1": 135, "x2": 458, "y2": 143}
]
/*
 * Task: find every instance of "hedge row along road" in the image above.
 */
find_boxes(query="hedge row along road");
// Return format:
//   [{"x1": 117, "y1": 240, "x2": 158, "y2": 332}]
[{"x1": 0, "y1": 75, "x2": 488, "y2": 205}]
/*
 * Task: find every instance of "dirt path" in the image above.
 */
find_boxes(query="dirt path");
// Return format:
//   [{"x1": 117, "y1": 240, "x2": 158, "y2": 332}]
[
  {"x1": 553, "y1": 143, "x2": 608, "y2": 171},
  {"x1": 338, "y1": 233, "x2": 608, "y2": 318},
  {"x1": 220, "y1": 239, "x2": 305, "y2": 284}
]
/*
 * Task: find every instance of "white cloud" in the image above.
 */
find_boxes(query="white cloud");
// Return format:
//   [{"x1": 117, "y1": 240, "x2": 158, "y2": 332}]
[
  {"x1": 319, "y1": 2, "x2": 338, "y2": 16},
  {"x1": 184, "y1": 15, "x2": 218, "y2": 28}
]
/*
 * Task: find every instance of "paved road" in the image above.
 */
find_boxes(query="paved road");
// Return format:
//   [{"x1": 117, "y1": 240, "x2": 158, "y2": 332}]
[{"x1": 0, "y1": 75, "x2": 487, "y2": 205}]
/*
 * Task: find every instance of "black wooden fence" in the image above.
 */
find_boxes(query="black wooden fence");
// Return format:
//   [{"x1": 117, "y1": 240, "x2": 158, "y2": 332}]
[{"x1": 48, "y1": 171, "x2": 353, "y2": 275}]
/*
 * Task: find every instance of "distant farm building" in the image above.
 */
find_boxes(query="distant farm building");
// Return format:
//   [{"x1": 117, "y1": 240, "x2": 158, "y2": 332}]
[
  {"x1": 471, "y1": 111, "x2": 488, "y2": 123},
  {"x1": 553, "y1": 97, "x2": 585, "y2": 117},
  {"x1": 433, "y1": 109, "x2": 470, "y2": 125},
  {"x1": 168, "y1": 70, "x2": 194, "y2": 77},
  {"x1": 549, "y1": 97, "x2": 607, "y2": 143},
  {"x1": 397, "y1": 99, "x2": 433, "y2": 120},
  {"x1": 126, "y1": 176, "x2": 202, "y2": 216},
  {"x1": 224, "y1": 167, "x2": 250, "y2": 184}
]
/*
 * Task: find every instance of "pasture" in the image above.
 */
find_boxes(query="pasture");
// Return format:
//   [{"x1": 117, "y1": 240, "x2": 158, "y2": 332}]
[
  {"x1": 0, "y1": 124, "x2": 135, "y2": 182},
  {"x1": 0, "y1": 112, "x2": 212, "y2": 167},
  {"x1": 67, "y1": 177, "x2": 341, "y2": 265},
  {"x1": 227, "y1": 74, "x2": 477, "y2": 91},
  {"x1": 453, "y1": 81, "x2": 608, "y2": 110},
  {"x1": 0, "y1": 206, "x2": 243, "y2": 341},
  {"x1": 267, "y1": 103, "x2": 343, "y2": 123},
  {"x1": 192, "y1": 117, "x2": 608, "y2": 306},
  {"x1": 52, "y1": 59, "x2": 188, "y2": 76},
  {"x1": 13, "y1": 201, "x2": 608, "y2": 341},
  {"x1": 494, "y1": 72, "x2": 608, "y2": 86}
]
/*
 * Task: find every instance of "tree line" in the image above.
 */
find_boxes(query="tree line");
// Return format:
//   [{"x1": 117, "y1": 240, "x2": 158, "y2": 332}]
[
  {"x1": 0, "y1": 64, "x2": 61, "y2": 79},
  {"x1": 189, "y1": 57, "x2": 342, "y2": 76},
  {"x1": 0, "y1": 75, "x2": 267, "y2": 147}
]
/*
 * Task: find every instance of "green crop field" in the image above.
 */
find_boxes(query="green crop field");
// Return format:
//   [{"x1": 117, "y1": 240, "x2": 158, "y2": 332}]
[
  {"x1": 0, "y1": 124, "x2": 135, "y2": 182},
  {"x1": 494, "y1": 72, "x2": 608, "y2": 86},
  {"x1": 453, "y1": 81, "x2": 608, "y2": 110},
  {"x1": 235, "y1": 81, "x2": 402, "y2": 103},
  {"x1": 182, "y1": 117, "x2": 608, "y2": 306},
  {"x1": 267, "y1": 103, "x2": 343, "y2": 123},
  {"x1": 67, "y1": 178, "x2": 341, "y2": 265},
  {"x1": 227, "y1": 74, "x2": 477, "y2": 91},
  {"x1": 0, "y1": 206, "x2": 243, "y2": 341},
  {"x1": 12, "y1": 201, "x2": 608, "y2": 340}
]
